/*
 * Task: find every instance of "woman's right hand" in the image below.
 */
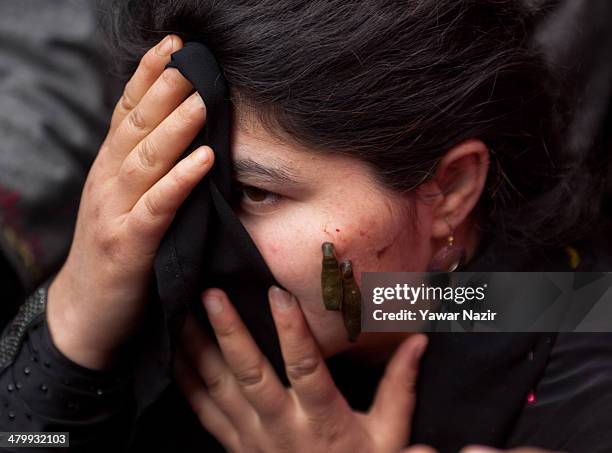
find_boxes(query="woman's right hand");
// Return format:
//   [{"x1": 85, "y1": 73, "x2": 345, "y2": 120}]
[{"x1": 46, "y1": 35, "x2": 214, "y2": 371}]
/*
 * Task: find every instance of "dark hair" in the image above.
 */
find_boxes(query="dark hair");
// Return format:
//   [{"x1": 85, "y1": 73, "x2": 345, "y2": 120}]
[{"x1": 107, "y1": 0, "x2": 605, "y2": 249}]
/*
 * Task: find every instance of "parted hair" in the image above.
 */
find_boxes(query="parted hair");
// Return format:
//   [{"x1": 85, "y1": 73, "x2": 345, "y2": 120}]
[{"x1": 107, "y1": 0, "x2": 606, "y2": 249}]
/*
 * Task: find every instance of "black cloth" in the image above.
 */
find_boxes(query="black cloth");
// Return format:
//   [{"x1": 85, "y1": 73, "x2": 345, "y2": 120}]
[{"x1": 128, "y1": 42, "x2": 289, "y2": 434}]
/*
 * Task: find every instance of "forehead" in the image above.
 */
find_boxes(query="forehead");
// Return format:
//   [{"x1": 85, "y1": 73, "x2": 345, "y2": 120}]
[
  {"x1": 230, "y1": 107, "x2": 313, "y2": 166},
  {"x1": 228, "y1": 105, "x2": 394, "y2": 201}
]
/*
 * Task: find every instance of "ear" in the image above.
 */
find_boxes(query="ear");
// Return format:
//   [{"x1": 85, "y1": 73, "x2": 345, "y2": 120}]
[{"x1": 428, "y1": 138, "x2": 490, "y2": 239}]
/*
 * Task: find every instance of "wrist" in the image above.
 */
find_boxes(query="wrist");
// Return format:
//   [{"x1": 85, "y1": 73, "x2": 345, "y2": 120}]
[{"x1": 46, "y1": 272, "x2": 120, "y2": 371}]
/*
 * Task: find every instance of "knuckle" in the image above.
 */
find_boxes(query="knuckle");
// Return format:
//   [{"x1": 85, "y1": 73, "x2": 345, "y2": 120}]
[
  {"x1": 160, "y1": 68, "x2": 184, "y2": 90},
  {"x1": 136, "y1": 139, "x2": 158, "y2": 169},
  {"x1": 175, "y1": 101, "x2": 200, "y2": 127},
  {"x1": 118, "y1": 89, "x2": 136, "y2": 113},
  {"x1": 234, "y1": 359, "x2": 265, "y2": 389},
  {"x1": 127, "y1": 106, "x2": 148, "y2": 133},
  {"x1": 143, "y1": 191, "x2": 165, "y2": 218},
  {"x1": 117, "y1": 159, "x2": 138, "y2": 184},
  {"x1": 205, "y1": 372, "x2": 228, "y2": 399},
  {"x1": 214, "y1": 319, "x2": 240, "y2": 339},
  {"x1": 285, "y1": 355, "x2": 320, "y2": 381},
  {"x1": 168, "y1": 166, "x2": 193, "y2": 194},
  {"x1": 96, "y1": 231, "x2": 123, "y2": 259}
]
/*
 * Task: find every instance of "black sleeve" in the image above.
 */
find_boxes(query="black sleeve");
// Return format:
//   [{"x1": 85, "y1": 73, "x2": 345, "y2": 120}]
[
  {"x1": 505, "y1": 332, "x2": 612, "y2": 453},
  {"x1": 0, "y1": 277, "x2": 135, "y2": 452}
]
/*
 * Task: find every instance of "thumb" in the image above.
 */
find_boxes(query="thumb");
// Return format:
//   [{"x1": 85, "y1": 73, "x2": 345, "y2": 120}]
[{"x1": 368, "y1": 333, "x2": 428, "y2": 448}]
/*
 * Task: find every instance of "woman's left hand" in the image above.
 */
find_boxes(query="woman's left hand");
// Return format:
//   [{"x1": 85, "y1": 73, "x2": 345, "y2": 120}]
[{"x1": 174, "y1": 285, "x2": 428, "y2": 453}]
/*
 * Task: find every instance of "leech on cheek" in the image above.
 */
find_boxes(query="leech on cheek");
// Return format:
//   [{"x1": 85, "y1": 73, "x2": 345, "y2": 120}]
[
  {"x1": 321, "y1": 242, "x2": 343, "y2": 311},
  {"x1": 340, "y1": 259, "x2": 362, "y2": 342}
]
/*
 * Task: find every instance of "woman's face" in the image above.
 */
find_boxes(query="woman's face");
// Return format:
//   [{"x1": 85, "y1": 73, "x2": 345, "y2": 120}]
[{"x1": 230, "y1": 116, "x2": 437, "y2": 358}]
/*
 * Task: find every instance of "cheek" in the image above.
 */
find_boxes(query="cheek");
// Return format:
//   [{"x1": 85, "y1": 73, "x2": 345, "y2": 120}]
[
  {"x1": 242, "y1": 212, "x2": 347, "y2": 355},
  {"x1": 243, "y1": 200, "x2": 433, "y2": 297},
  {"x1": 320, "y1": 201, "x2": 433, "y2": 283},
  {"x1": 240, "y1": 211, "x2": 322, "y2": 300},
  {"x1": 238, "y1": 199, "x2": 433, "y2": 356}
]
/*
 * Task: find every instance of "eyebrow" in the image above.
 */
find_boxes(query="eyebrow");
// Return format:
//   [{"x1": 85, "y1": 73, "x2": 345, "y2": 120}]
[{"x1": 233, "y1": 158, "x2": 303, "y2": 187}]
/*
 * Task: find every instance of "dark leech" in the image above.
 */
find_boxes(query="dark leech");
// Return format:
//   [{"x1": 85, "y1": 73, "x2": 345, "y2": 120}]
[
  {"x1": 340, "y1": 260, "x2": 362, "y2": 342},
  {"x1": 321, "y1": 242, "x2": 343, "y2": 311}
]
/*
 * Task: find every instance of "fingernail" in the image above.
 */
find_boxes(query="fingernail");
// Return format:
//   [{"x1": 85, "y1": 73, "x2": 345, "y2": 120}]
[
  {"x1": 188, "y1": 92, "x2": 204, "y2": 110},
  {"x1": 156, "y1": 35, "x2": 175, "y2": 56},
  {"x1": 203, "y1": 292, "x2": 224, "y2": 315},
  {"x1": 193, "y1": 147, "x2": 210, "y2": 166},
  {"x1": 413, "y1": 335, "x2": 428, "y2": 361},
  {"x1": 270, "y1": 286, "x2": 295, "y2": 311}
]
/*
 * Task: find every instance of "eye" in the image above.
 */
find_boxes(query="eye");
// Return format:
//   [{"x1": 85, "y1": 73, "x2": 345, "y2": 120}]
[{"x1": 232, "y1": 182, "x2": 283, "y2": 210}]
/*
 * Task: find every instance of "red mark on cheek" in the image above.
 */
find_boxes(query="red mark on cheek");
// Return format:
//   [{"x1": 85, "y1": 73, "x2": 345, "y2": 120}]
[
  {"x1": 376, "y1": 243, "x2": 392, "y2": 259},
  {"x1": 359, "y1": 229, "x2": 370, "y2": 239},
  {"x1": 335, "y1": 228, "x2": 340, "y2": 232}
]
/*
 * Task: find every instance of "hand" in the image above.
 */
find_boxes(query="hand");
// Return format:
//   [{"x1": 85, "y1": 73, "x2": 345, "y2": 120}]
[
  {"x1": 46, "y1": 34, "x2": 214, "y2": 370},
  {"x1": 173, "y1": 285, "x2": 428, "y2": 453}
]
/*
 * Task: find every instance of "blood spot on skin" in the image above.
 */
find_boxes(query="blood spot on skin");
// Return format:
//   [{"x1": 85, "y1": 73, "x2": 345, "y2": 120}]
[
  {"x1": 376, "y1": 243, "x2": 392, "y2": 259},
  {"x1": 375, "y1": 230, "x2": 401, "y2": 260},
  {"x1": 335, "y1": 228, "x2": 340, "y2": 232}
]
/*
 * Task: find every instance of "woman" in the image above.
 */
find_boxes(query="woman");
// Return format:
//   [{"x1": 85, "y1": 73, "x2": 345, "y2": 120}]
[{"x1": 1, "y1": 1, "x2": 611, "y2": 452}]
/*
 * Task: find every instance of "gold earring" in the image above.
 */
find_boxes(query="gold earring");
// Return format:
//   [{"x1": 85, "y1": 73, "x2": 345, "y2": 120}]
[{"x1": 426, "y1": 216, "x2": 466, "y2": 272}]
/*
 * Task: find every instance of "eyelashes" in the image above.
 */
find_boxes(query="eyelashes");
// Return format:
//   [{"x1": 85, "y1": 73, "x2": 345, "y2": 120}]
[{"x1": 231, "y1": 181, "x2": 283, "y2": 211}]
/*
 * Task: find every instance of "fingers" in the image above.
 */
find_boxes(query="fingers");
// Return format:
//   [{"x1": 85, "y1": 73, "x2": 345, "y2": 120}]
[
  {"x1": 126, "y1": 146, "x2": 213, "y2": 256},
  {"x1": 173, "y1": 347, "x2": 239, "y2": 450},
  {"x1": 116, "y1": 92, "x2": 207, "y2": 210},
  {"x1": 108, "y1": 68, "x2": 195, "y2": 166},
  {"x1": 201, "y1": 288, "x2": 292, "y2": 423},
  {"x1": 267, "y1": 285, "x2": 350, "y2": 418},
  {"x1": 369, "y1": 334, "x2": 428, "y2": 444},
  {"x1": 180, "y1": 312, "x2": 257, "y2": 430},
  {"x1": 109, "y1": 35, "x2": 183, "y2": 135}
]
